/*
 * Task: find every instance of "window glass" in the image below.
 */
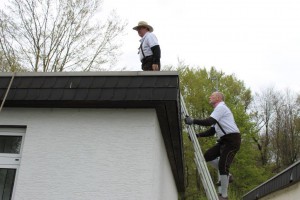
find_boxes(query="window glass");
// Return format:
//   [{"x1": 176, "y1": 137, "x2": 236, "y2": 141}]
[
  {"x1": 0, "y1": 168, "x2": 16, "y2": 200},
  {"x1": 0, "y1": 136, "x2": 22, "y2": 154}
]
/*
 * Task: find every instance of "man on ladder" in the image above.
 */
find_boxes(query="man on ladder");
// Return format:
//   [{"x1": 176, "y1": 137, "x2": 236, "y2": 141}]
[{"x1": 185, "y1": 91, "x2": 241, "y2": 200}]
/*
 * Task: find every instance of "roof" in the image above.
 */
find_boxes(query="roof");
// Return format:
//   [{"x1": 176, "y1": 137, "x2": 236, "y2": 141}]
[
  {"x1": 243, "y1": 160, "x2": 300, "y2": 200},
  {"x1": 0, "y1": 71, "x2": 185, "y2": 192}
]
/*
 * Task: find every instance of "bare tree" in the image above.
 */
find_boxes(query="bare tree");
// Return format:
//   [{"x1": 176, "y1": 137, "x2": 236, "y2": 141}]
[
  {"x1": 250, "y1": 87, "x2": 300, "y2": 171},
  {"x1": 0, "y1": 0, "x2": 127, "y2": 72},
  {"x1": 0, "y1": 50, "x2": 27, "y2": 72},
  {"x1": 250, "y1": 87, "x2": 277, "y2": 165},
  {"x1": 270, "y1": 89, "x2": 300, "y2": 171}
]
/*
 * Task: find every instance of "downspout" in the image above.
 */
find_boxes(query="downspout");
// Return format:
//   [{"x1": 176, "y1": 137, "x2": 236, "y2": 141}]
[{"x1": 0, "y1": 72, "x2": 16, "y2": 112}]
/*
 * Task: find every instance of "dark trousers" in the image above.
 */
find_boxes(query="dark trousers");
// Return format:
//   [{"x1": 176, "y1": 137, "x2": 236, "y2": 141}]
[
  {"x1": 141, "y1": 56, "x2": 160, "y2": 71},
  {"x1": 204, "y1": 133, "x2": 241, "y2": 175}
]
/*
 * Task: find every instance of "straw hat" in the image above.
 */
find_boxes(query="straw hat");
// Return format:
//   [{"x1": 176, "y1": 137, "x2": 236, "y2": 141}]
[{"x1": 132, "y1": 21, "x2": 154, "y2": 32}]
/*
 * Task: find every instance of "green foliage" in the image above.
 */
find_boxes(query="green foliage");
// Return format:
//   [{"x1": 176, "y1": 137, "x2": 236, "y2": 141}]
[{"x1": 177, "y1": 65, "x2": 273, "y2": 199}]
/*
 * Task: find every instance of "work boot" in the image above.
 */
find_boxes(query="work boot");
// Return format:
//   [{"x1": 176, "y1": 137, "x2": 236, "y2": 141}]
[
  {"x1": 218, "y1": 196, "x2": 228, "y2": 200},
  {"x1": 216, "y1": 174, "x2": 233, "y2": 186}
]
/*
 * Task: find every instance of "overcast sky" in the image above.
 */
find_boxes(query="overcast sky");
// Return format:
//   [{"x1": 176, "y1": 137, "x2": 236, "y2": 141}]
[{"x1": 103, "y1": 0, "x2": 300, "y2": 93}]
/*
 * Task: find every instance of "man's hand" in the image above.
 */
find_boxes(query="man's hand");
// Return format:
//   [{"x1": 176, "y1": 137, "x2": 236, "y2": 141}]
[
  {"x1": 152, "y1": 64, "x2": 159, "y2": 71},
  {"x1": 185, "y1": 116, "x2": 194, "y2": 125}
]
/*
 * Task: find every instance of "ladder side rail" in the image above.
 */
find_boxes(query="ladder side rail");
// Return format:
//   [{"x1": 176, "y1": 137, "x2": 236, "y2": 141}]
[
  {"x1": 194, "y1": 156, "x2": 217, "y2": 200},
  {"x1": 189, "y1": 125, "x2": 219, "y2": 200},
  {"x1": 194, "y1": 157, "x2": 212, "y2": 199},
  {"x1": 194, "y1": 153, "x2": 219, "y2": 199},
  {"x1": 180, "y1": 94, "x2": 219, "y2": 200},
  {"x1": 0, "y1": 73, "x2": 15, "y2": 112}
]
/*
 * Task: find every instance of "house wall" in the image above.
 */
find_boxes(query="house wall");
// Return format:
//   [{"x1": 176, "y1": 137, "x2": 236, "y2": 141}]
[
  {"x1": 0, "y1": 108, "x2": 178, "y2": 200},
  {"x1": 260, "y1": 182, "x2": 300, "y2": 200}
]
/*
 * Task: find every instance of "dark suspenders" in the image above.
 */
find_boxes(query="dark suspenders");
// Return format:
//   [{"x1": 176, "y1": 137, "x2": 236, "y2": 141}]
[
  {"x1": 139, "y1": 41, "x2": 146, "y2": 58},
  {"x1": 216, "y1": 121, "x2": 227, "y2": 135}
]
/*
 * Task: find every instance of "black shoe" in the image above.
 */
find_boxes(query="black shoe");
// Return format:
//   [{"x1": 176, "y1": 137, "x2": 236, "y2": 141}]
[
  {"x1": 218, "y1": 196, "x2": 228, "y2": 200},
  {"x1": 229, "y1": 174, "x2": 234, "y2": 183},
  {"x1": 216, "y1": 174, "x2": 234, "y2": 186}
]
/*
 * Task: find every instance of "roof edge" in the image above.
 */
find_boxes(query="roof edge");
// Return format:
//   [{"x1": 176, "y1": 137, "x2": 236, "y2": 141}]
[
  {"x1": 243, "y1": 160, "x2": 300, "y2": 198},
  {"x1": 1, "y1": 71, "x2": 179, "y2": 77}
]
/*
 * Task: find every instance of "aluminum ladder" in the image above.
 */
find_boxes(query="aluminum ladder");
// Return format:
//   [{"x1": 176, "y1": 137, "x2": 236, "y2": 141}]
[{"x1": 180, "y1": 94, "x2": 219, "y2": 200}]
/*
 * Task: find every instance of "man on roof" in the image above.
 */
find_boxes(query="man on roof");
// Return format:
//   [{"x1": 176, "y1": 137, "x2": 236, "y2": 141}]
[{"x1": 133, "y1": 21, "x2": 161, "y2": 71}]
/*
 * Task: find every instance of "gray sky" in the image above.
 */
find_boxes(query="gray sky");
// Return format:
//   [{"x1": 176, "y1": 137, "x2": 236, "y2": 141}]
[{"x1": 103, "y1": 0, "x2": 300, "y2": 93}]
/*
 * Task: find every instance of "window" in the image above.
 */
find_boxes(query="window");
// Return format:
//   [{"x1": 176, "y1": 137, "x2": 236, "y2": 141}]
[
  {"x1": 0, "y1": 169, "x2": 16, "y2": 200},
  {"x1": 0, "y1": 136, "x2": 22, "y2": 154},
  {"x1": 0, "y1": 127, "x2": 25, "y2": 200}
]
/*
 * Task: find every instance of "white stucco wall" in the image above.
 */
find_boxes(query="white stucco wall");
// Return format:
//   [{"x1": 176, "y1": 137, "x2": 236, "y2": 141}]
[
  {"x1": 260, "y1": 182, "x2": 300, "y2": 200},
  {"x1": 0, "y1": 108, "x2": 178, "y2": 200}
]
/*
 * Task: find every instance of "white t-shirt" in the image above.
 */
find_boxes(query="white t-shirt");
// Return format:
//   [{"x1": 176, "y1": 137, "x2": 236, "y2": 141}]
[
  {"x1": 210, "y1": 102, "x2": 240, "y2": 138},
  {"x1": 139, "y1": 32, "x2": 159, "y2": 61}
]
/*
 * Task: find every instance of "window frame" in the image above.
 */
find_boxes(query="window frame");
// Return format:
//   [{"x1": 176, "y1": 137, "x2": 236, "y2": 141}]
[
  {"x1": 0, "y1": 132, "x2": 25, "y2": 164},
  {"x1": 0, "y1": 126, "x2": 26, "y2": 200}
]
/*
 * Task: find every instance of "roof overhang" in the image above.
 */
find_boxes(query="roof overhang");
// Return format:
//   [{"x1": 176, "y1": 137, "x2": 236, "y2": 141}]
[{"x1": 0, "y1": 71, "x2": 185, "y2": 192}]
